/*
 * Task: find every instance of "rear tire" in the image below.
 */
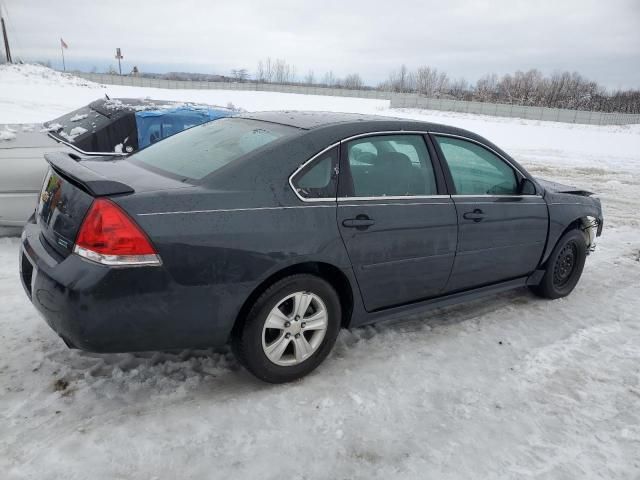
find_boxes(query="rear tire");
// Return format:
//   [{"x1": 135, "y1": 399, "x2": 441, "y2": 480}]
[
  {"x1": 530, "y1": 229, "x2": 587, "y2": 299},
  {"x1": 232, "y1": 274, "x2": 341, "y2": 383}
]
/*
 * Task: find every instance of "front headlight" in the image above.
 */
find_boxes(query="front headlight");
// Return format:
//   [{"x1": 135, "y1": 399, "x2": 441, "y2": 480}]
[{"x1": 582, "y1": 216, "x2": 598, "y2": 253}]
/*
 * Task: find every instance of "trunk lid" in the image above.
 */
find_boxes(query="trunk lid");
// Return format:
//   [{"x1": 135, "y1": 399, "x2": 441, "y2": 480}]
[
  {"x1": 38, "y1": 152, "x2": 191, "y2": 257},
  {"x1": 37, "y1": 166, "x2": 95, "y2": 257},
  {"x1": 77, "y1": 156, "x2": 193, "y2": 193}
]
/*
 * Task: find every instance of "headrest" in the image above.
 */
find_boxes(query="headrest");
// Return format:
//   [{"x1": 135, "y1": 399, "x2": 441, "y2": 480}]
[{"x1": 378, "y1": 151, "x2": 413, "y2": 171}]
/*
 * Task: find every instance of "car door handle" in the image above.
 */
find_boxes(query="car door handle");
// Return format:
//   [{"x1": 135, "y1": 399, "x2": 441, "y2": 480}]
[
  {"x1": 463, "y1": 209, "x2": 487, "y2": 222},
  {"x1": 342, "y1": 216, "x2": 375, "y2": 229}
]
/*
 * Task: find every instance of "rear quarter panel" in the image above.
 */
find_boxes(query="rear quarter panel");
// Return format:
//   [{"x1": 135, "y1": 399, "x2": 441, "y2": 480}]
[{"x1": 114, "y1": 190, "x2": 351, "y2": 340}]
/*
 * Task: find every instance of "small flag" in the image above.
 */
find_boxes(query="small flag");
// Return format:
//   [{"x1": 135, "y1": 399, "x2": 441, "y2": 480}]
[{"x1": 60, "y1": 38, "x2": 68, "y2": 49}]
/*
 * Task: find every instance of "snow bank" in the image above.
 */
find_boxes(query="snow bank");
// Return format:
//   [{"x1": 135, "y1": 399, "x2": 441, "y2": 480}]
[
  {"x1": 0, "y1": 64, "x2": 105, "y2": 123},
  {"x1": 0, "y1": 63, "x2": 101, "y2": 89}
]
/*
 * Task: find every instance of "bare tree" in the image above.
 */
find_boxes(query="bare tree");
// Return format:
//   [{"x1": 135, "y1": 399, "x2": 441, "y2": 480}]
[
  {"x1": 304, "y1": 70, "x2": 315, "y2": 85},
  {"x1": 474, "y1": 73, "x2": 498, "y2": 102},
  {"x1": 415, "y1": 66, "x2": 449, "y2": 97},
  {"x1": 256, "y1": 60, "x2": 265, "y2": 83},
  {"x1": 225, "y1": 59, "x2": 640, "y2": 112},
  {"x1": 322, "y1": 71, "x2": 336, "y2": 87},
  {"x1": 264, "y1": 57, "x2": 274, "y2": 83},
  {"x1": 231, "y1": 68, "x2": 249, "y2": 82},
  {"x1": 448, "y1": 77, "x2": 469, "y2": 98},
  {"x1": 343, "y1": 73, "x2": 364, "y2": 89},
  {"x1": 382, "y1": 65, "x2": 415, "y2": 93},
  {"x1": 398, "y1": 64, "x2": 412, "y2": 92}
]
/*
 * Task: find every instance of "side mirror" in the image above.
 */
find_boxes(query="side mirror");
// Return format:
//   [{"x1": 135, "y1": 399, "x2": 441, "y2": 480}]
[{"x1": 520, "y1": 178, "x2": 537, "y2": 195}]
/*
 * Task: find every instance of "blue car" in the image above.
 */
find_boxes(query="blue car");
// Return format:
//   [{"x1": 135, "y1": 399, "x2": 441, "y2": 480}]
[{"x1": 45, "y1": 97, "x2": 234, "y2": 155}]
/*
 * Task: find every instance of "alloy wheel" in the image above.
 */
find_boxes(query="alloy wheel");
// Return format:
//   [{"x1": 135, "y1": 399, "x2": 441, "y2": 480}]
[{"x1": 261, "y1": 291, "x2": 328, "y2": 366}]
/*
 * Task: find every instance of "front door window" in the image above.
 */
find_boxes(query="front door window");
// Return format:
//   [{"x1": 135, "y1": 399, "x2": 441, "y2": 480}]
[{"x1": 434, "y1": 136, "x2": 519, "y2": 195}]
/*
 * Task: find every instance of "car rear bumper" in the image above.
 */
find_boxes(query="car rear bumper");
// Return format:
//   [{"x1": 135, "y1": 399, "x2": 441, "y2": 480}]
[{"x1": 19, "y1": 222, "x2": 242, "y2": 353}]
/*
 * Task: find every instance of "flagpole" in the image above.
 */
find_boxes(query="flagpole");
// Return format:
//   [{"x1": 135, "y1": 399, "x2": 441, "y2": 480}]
[{"x1": 61, "y1": 42, "x2": 65, "y2": 71}]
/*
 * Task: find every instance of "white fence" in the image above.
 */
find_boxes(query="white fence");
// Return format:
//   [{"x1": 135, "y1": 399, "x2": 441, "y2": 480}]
[
  {"x1": 73, "y1": 72, "x2": 640, "y2": 126},
  {"x1": 390, "y1": 93, "x2": 640, "y2": 126},
  {"x1": 73, "y1": 72, "x2": 391, "y2": 100}
]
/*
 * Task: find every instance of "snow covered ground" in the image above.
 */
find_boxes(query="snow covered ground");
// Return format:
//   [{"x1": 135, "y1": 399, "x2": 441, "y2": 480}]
[{"x1": 1, "y1": 65, "x2": 640, "y2": 479}]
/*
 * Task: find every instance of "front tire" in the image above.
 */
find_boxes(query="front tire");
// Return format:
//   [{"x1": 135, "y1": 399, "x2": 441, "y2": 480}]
[
  {"x1": 232, "y1": 274, "x2": 342, "y2": 383},
  {"x1": 531, "y1": 229, "x2": 587, "y2": 299}
]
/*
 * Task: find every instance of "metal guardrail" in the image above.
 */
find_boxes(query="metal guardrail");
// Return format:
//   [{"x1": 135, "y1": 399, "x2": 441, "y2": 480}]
[{"x1": 73, "y1": 72, "x2": 640, "y2": 126}]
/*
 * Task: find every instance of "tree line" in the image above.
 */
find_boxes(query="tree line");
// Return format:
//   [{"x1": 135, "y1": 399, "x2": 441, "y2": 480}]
[
  {"x1": 248, "y1": 58, "x2": 640, "y2": 114},
  {"x1": 254, "y1": 57, "x2": 365, "y2": 90},
  {"x1": 61, "y1": 56, "x2": 638, "y2": 114},
  {"x1": 380, "y1": 65, "x2": 640, "y2": 114}
]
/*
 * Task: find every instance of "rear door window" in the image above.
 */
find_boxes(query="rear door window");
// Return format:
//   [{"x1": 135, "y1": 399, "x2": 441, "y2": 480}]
[{"x1": 344, "y1": 135, "x2": 438, "y2": 197}]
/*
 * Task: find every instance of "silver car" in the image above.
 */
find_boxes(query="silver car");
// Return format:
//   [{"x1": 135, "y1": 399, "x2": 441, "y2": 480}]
[
  {"x1": 0, "y1": 98, "x2": 234, "y2": 235},
  {"x1": 0, "y1": 126, "x2": 75, "y2": 236}
]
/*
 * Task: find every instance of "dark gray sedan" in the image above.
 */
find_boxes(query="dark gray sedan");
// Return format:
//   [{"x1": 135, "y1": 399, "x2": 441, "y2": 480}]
[{"x1": 19, "y1": 112, "x2": 603, "y2": 383}]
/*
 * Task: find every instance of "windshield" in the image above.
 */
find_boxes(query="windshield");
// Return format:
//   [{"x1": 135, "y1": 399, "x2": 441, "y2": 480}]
[{"x1": 129, "y1": 117, "x2": 298, "y2": 180}]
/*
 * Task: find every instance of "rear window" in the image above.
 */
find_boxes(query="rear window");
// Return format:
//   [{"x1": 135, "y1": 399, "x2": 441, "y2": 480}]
[
  {"x1": 129, "y1": 117, "x2": 298, "y2": 180},
  {"x1": 44, "y1": 105, "x2": 137, "y2": 154},
  {"x1": 45, "y1": 106, "x2": 110, "y2": 144}
]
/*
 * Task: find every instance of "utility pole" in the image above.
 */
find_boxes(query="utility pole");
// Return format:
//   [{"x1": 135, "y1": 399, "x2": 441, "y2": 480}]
[
  {"x1": 115, "y1": 47, "x2": 123, "y2": 75},
  {"x1": 1, "y1": 16, "x2": 12, "y2": 63}
]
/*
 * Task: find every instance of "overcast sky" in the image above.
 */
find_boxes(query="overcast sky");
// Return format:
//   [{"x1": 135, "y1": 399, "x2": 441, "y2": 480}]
[{"x1": 2, "y1": 0, "x2": 639, "y2": 89}]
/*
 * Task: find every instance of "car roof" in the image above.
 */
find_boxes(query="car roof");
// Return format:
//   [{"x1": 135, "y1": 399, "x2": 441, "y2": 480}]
[
  {"x1": 238, "y1": 111, "x2": 401, "y2": 129},
  {"x1": 89, "y1": 98, "x2": 192, "y2": 119},
  {"x1": 237, "y1": 110, "x2": 482, "y2": 138}
]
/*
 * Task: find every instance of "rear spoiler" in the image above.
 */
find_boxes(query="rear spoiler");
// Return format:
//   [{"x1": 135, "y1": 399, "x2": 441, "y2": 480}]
[{"x1": 45, "y1": 152, "x2": 134, "y2": 197}]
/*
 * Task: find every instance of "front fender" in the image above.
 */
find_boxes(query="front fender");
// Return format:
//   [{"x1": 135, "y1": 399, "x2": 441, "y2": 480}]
[{"x1": 542, "y1": 191, "x2": 603, "y2": 265}]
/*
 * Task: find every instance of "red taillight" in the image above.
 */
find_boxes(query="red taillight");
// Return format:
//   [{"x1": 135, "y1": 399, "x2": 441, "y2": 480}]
[{"x1": 74, "y1": 198, "x2": 160, "y2": 266}]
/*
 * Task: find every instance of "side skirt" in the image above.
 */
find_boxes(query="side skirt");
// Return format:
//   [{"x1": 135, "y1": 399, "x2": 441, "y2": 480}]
[{"x1": 352, "y1": 276, "x2": 531, "y2": 327}]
